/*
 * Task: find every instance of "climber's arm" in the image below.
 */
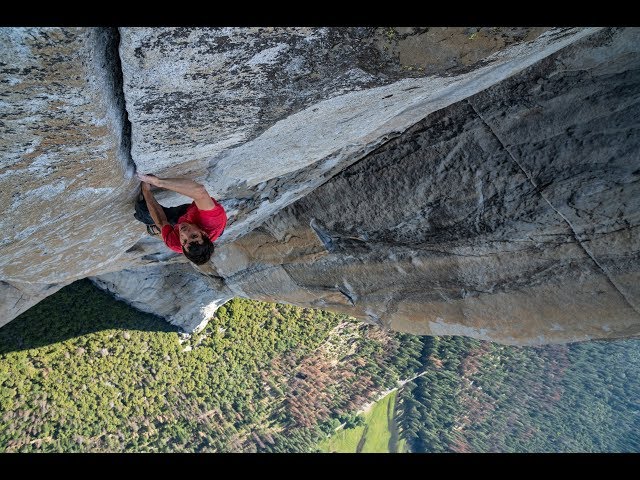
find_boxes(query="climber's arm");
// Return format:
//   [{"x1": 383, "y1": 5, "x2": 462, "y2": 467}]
[
  {"x1": 141, "y1": 182, "x2": 169, "y2": 228},
  {"x1": 138, "y1": 173, "x2": 215, "y2": 210}
]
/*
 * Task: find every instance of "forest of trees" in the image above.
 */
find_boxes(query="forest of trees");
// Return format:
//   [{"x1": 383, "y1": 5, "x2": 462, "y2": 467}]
[
  {"x1": 0, "y1": 279, "x2": 638, "y2": 452},
  {"x1": 0, "y1": 280, "x2": 420, "y2": 452},
  {"x1": 395, "y1": 335, "x2": 640, "y2": 452}
]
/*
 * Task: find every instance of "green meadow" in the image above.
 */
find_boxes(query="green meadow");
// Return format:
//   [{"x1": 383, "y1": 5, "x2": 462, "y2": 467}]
[{"x1": 318, "y1": 390, "x2": 407, "y2": 453}]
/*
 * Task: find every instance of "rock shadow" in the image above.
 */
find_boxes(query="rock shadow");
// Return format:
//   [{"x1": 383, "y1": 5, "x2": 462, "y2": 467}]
[{"x1": 0, "y1": 279, "x2": 179, "y2": 355}]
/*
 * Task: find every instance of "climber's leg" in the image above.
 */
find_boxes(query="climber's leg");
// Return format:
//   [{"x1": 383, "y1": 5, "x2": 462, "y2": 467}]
[
  {"x1": 133, "y1": 192, "x2": 155, "y2": 225},
  {"x1": 133, "y1": 192, "x2": 191, "y2": 227},
  {"x1": 162, "y1": 203, "x2": 190, "y2": 225}
]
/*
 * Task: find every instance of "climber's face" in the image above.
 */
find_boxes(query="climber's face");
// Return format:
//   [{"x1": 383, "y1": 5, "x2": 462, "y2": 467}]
[{"x1": 178, "y1": 222, "x2": 205, "y2": 251}]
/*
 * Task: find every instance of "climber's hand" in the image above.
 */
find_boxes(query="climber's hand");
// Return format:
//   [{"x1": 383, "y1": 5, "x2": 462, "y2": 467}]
[
  {"x1": 137, "y1": 173, "x2": 160, "y2": 186},
  {"x1": 140, "y1": 181, "x2": 152, "y2": 192}
]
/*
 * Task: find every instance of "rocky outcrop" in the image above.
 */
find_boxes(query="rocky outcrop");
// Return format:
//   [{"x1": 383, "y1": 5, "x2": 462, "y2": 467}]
[
  {"x1": 2, "y1": 27, "x2": 639, "y2": 344},
  {"x1": 204, "y1": 24, "x2": 640, "y2": 344},
  {"x1": 90, "y1": 263, "x2": 232, "y2": 332},
  {"x1": 0, "y1": 281, "x2": 67, "y2": 328}
]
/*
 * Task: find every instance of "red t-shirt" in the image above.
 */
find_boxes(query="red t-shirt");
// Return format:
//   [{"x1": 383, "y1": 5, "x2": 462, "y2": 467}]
[{"x1": 161, "y1": 198, "x2": 227, "y2": 253}]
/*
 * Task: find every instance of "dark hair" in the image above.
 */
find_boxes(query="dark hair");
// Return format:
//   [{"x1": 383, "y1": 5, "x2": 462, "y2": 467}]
[{"x1": 182, "y1": 234, "x2": 215, "y2": 265}]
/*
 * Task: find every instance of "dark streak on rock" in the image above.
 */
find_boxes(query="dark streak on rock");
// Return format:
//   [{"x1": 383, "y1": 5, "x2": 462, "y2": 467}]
[{"x1": 94, "y1": 28, "x2": 135, "y2": 179}]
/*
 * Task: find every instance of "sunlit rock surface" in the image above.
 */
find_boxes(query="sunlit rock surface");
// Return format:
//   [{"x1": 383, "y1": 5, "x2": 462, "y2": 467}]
[
  {"x1": 2, "y1": 27, "x2": 638, "y2": 344},
  {"x1": 0, "y1": 28, "x2": 137, "y2": 325}
]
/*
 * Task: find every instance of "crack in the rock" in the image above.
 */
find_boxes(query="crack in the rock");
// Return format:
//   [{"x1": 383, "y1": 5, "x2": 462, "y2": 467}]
[
  {"x1": 337, "y1": 287, "x2": 356, "y2": 306},
  {"x1": 13, "y1": 292, "x2": 25, "y2": 311},
  {"x1": 95, "y1": 27, "x2": 136, "y2": 180},
  {"x1": 468, "y1": 98, "x2": 640, "y2": 317}
]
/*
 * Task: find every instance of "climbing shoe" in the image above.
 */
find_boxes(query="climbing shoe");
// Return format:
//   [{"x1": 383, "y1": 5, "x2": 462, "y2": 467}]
[{"x1": 146, "y1": 224, "x2": 161, "y2": 236}]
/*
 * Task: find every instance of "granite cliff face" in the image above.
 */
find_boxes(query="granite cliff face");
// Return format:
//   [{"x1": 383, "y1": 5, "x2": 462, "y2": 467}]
[{"x1": 1, "y1": 27, "x2": 639, "y2": 345}]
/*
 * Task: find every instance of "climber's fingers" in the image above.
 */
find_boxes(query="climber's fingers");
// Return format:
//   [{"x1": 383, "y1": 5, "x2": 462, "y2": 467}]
[{"x1": 137, "y1": 173, "x2": 159, "y2": 185}]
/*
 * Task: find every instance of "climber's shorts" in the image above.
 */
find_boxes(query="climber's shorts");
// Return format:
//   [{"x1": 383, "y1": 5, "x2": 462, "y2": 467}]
[{"x1": 133, "y1": 195, "x2": 190, "y2": 227}]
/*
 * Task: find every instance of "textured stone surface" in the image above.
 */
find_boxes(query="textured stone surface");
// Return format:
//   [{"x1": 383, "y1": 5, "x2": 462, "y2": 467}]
[
  {"x1": 2, "y1": 27, "x2": 639, "y2": 345},
  {"x1": 0, "y1": 280, "x2": 67, "y2": 328},
  {"x1": 119, "y1": 27, "x2": 550, "y2": 174},
  {"x1": 1, "y1": 27, "x2": 584, "y2": 326},
  {"x1": 204, "y1": 27, "x2": 639, "y2": 344},
  {"x1": 119, "y1": 27, "x2": 593, "y2": 243},
  {"x1": 90, "y1": 263, "x2": 232, "y2": 332},
  {"x1": 0, "y1": 28, "x2": 139, "y2": 285}
]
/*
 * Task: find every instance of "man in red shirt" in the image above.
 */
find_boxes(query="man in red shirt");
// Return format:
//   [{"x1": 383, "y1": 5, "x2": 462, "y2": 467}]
[{"x1": 134, "y1": 173, "x2": 227, "y2": 265}]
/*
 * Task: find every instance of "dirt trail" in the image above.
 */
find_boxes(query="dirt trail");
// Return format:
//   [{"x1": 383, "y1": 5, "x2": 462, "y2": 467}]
[
  {"x1": 387, "y1": 393, "x2": 401, "y2": 453},
  {"x1": 356, "y1": 425, "x2": 369, "y2": 453}
]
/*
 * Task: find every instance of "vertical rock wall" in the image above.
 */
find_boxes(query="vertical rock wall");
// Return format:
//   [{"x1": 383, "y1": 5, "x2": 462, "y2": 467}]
[{"x1": 3, "y1": 27, "x2": 639, "y2": 344}]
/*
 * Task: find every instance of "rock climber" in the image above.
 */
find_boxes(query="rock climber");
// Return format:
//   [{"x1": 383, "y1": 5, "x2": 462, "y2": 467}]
[{"x1": 134, "y1": 173, "x2": 227, "y2": 265}]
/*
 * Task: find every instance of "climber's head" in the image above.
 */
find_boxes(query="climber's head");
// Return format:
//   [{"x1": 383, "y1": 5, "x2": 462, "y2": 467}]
[{"x1": 179, "y1": 222, "x2": 215, "y2": 265}]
